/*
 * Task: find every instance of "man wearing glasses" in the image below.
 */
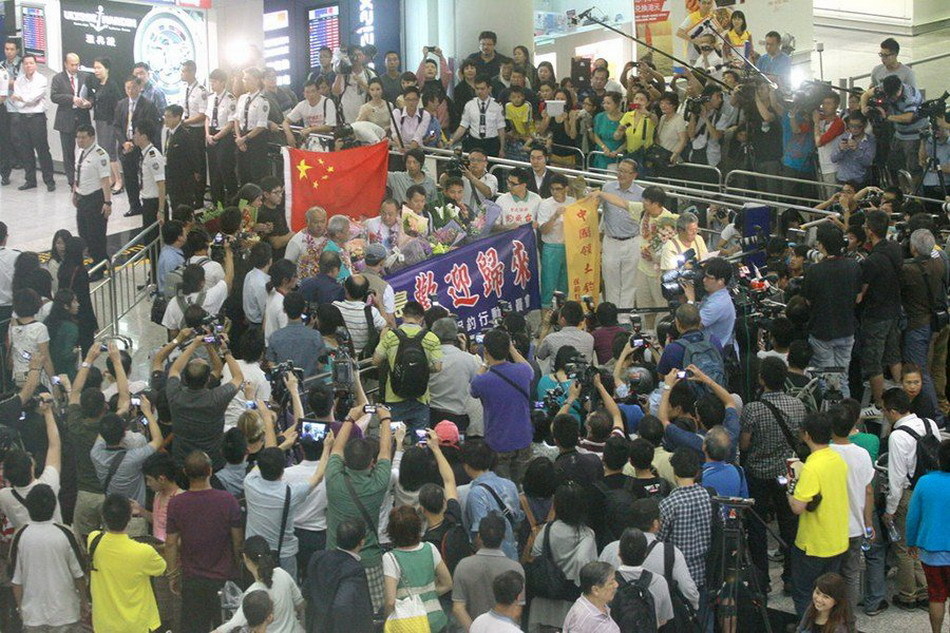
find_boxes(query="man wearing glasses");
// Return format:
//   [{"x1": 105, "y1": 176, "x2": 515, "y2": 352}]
[
  {"x1": 495, "y1": 167, "x2": 540, "y2": 232},
  {"x1": 831, "y1": 112, "x2": 876, "y2": 187},
  {"x1": 599, "y1": 159, "x2": 644, "y2": 318},
  {"x1": 870, "y1": 38, "x2": 917, "y2": 89},
  {"x1": 438, "y1": 147, "x2": 497, "y2": 207}
]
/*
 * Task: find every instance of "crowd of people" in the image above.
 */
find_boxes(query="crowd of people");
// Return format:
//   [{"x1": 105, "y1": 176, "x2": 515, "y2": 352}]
[{"x1": 1, "y1": 8, "x2": 950, "y2": 633}]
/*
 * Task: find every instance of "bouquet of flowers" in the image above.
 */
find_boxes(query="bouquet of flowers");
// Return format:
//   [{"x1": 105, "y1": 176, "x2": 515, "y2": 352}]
[
  {"x1": 346, "y1": 238, "x2": 368, "y2": 272},
  {"x1": 430, "y1": 202, "x2": 461, "y2": 231},
  {"x1": 429, "y1": 220, "x2": 467, "y2": 254},
  {"x1": 402, "y1": 208, "x2": 430, "y2": 236},
  {"x1": 464, "y1": 200, "x2": 501, "y2": 241}
]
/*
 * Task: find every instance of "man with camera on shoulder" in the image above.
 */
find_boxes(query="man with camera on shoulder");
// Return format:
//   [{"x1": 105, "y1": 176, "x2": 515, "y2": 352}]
[{"x1": 860, "y1": 74, "x2": 928, "y2": 182}]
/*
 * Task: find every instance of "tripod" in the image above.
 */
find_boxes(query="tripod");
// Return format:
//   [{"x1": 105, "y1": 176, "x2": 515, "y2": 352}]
[
  {"x1": 711, "y1": 498, "x2": 785, "y2": 633},
  {"x1": 912, "y1": 114, "x2": 949, "y2": 202}
]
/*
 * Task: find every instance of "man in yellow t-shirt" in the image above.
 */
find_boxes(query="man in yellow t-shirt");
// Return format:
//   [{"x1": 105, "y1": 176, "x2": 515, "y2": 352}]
[
  {"x1": 788, "y1": 413, "x2": 849, "y2": 618},
  {"x1": 88, "y1": 494, "x2": 167, "y2": 633},
  {"x1": 373, "y1": 299, "x2": 443, "y2": 442}
]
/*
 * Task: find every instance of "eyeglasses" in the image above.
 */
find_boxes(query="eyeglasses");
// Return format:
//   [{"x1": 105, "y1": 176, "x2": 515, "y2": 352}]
[
  {"x1": 878, "y1": 52, "x2": 894, "y2": 58},
  {"x1": 507, "y1": 179, "x2": 523, "y2": 186}
]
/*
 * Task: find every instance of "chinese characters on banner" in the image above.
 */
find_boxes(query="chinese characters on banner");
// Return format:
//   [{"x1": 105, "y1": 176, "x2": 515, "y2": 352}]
[
  {"x1": 634, "y1": 0, "x2": 674, "y2": 76},
  {"x1": 385, "y1": 225, "x2": 541, "y2": 335},
  {"x1": 563, "y1": 196, "x2": 601, "y2": 303}
]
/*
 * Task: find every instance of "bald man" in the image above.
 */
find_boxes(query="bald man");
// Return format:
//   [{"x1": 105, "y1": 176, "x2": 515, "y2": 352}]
[{"x1": 51, "y1": 52, "x2": 92, "y2": 187}]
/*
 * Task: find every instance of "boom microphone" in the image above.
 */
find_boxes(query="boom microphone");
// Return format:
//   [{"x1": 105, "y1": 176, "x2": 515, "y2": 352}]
[{"x1": 570, "y1": 7, "x2": 594, "y2": 24}]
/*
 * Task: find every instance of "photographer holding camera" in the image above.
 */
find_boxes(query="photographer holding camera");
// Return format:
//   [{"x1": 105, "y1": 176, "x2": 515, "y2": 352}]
[
  {"x1": 860, "y1": 74, "x2": 928, "y2": 181},
  {"x1": 166, "y1": 329, "x2": 244, "y2": 470},
  {"x1": 685, "y1": 84, "x2": 734, "y2": 168},
  {"x1": 682, "y1": 256, "x2": 737, "y2": 351},
  {"x1": 438, "y1": 147, "x2": 497, "y2": 208}
]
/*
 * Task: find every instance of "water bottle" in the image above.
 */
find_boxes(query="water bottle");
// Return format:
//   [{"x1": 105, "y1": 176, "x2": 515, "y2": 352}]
[
  {"x1": 884, "y1": 516, "x2": 901, "y2": 543},
  {"x1": 861, "y1": 525, "x2": 873, "y2": 552}
]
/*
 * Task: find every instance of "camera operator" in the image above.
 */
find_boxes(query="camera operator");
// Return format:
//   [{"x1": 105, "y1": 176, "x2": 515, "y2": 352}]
[
  {"x1": 438, "y1": 148, "x2": 497, "y2": 208},
  {"x1": 166, "y1": 330, "x2": 243, "y2": 470},
  {"x1": 800, "y1": 223, "x2": 863, "y2": 398},
  {"x1": 658, "y1": 363, "x2": 740, "y2": 458},
  {"x1": 682, "y1": 256, "x2": 737, "y2": 351},
  {"x1": 746, "y1": 81, "x2": 785, "y2": 196},
  {"x1": 655, "y1": 303, "x2": 726, "y2": 384},
  {"x1": 536, "y1": 300, "x2": 595, "y2": 368},
  {"x1": 331, "y1": 45, "x2": 370, "y2": 125},
  {"x1": 860, "y1": 75, "x2": 928, "y2": 181},
  {"x1": 685, "y1": 84, "x2": 734, "y2": 168}
]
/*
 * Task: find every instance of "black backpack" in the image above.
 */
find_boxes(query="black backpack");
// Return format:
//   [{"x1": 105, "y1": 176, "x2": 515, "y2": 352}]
[
  {"x1": 524, "y1": 522, "x2": 582, "y2": 601},
  {"x1": 437, "y1": 518, "x2": 473, "y2": 575},
  {"x1": 895, "y1": 421, "x2": 942, "y2": 488},
  {"x1": 388, "y1": 327, "x2": 430, "y2": 400},
  {"x1": 646, "y1": 540, "x2": 701, "y2": 633},
  {"x1": 595, "y1": 479, "x2": 639, "y2": 544},
  {"x1": 611, "y1": 569, "x2": 658, "y2": 633}
]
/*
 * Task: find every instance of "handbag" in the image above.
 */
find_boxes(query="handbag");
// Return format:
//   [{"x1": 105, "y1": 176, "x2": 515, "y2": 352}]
[
  {"x1": 524, "y1": 521, "x2": 582, "y2": 601},
  {"x1": 383, "y1": 552, "x2": 431, "y2": 633}
]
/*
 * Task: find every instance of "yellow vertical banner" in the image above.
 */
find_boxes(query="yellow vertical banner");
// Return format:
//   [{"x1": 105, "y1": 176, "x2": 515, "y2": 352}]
[{"x1": 563, "y1": 196, "x2": 601, "y2": 303}]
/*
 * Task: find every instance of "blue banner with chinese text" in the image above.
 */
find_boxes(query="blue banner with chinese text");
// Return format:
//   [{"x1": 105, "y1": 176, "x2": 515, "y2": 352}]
[{"x1": 385, "y1": 225, "x2": 541, "y2": 334}]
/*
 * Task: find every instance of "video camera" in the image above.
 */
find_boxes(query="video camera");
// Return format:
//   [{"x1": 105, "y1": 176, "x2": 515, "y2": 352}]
[
  {"x1": 866, "y1": 88, "x2": 889, "y2": 126},
  {"x1": 445, "y1": 146, "x2": 471, "y2": 178},
  {"x1": 917, "y1": 91, "x2": 949, "y2": 121},
  {"x1": 684, "y1": 94, "x2": 711, "y2": 119},
  {"x1": 268, "y1": 360, "x2": 304, "y2": 404},
  {"x1": 660, "y1": 248, "x2": 702, "y2": 302}
]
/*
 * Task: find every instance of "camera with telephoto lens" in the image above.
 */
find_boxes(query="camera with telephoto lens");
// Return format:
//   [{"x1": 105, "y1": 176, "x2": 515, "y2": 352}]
[
  {"x1": 684, "y1": 95, "x2": 710, "y2": 119},
  {"x1": 866, "y1": 88, "x2": 888, "y2": 126},
  {"x1": 564, "y1": 353, "x2": 599, "y2": 406},
  {"x1": 660, "y1": 248, "x2": 701, "y2": 302},
  {"x1": 916, "y1": 91, "x2": 949, "y2": 121},
  {"x1": 268, "y1": 360, "x2": 304, "y2": 404},
  {"x1": 446, "y1": 146, "x2": 470, "y2": 177}
]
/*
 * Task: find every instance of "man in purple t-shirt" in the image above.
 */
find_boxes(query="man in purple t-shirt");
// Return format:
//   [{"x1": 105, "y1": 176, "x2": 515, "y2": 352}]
[
  {"x1": 470, "y1": 328, "x2": 534, "y2": 485},
  {"x1": 164, "y1": 450, "x2": 244, "y2": 633}
]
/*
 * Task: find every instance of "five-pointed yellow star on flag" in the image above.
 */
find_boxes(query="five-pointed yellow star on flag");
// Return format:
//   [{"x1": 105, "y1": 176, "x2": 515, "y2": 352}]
[
  {"x1": 327, "y1": 166, "x2": 335, "y2": 173},
  {"x1": 296, "y1": 159, "x2": 313, "y2": 180}
]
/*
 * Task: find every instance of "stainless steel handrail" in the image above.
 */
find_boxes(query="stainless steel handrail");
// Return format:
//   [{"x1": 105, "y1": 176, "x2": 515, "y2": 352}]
[{"x1": 845, "y1": 51, "x2": 950, "y2": 90}]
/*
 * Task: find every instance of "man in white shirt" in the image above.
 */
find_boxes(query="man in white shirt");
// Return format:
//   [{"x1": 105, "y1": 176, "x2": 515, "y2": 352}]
[
  {"x1": 179, "y1": 59, "x2": 208, "y2": 208},
  {"x1": 599, "y1": 160, "x2": 645, "y2": 320},
  {"x1": 438, "y1": 148, "x2": 498, "y2": 207},
  {"x1": 883, "y1": 387, "x2": 941, "y2": 607},
  {"x1": 72, "y1": 124, "x2": 113, "y2": 266},
  {"x1": 0, "y1": 394, "x2": 62, "y2": 529},
  {"x1": 11, "y1": 483, "x2": 87, "y2": 631},
  {"x1": 282, "y1": 78, "x2": 336, "y2": 148},
  {"x1": 391, "y1": 85, "x2": 431, "y2": 151},
  {"x1": 205, "y1": 68, "x2": 238, "y2": 206},
  {"x1": 284, "y1": 437, "x2": 329, "y2": 581},
  {"x1": 331, "y1": 45, "x2": 371, "y2": 124},
  {"x1": 232, "y1": 67, "x2": 270, "y2": 186},
  {"x1": 449, "y1": 76, "x2": 506, "y2": 158},
  {"x1": 615, "y1": 528, "x2": 674, "y2": 626},
  {"x1": 161, "y1": 261, "x2": 232, "y2": 335},
  {"x1": 9, "y1": 54, "x2": 55, "y2": 191},
  {"x1": 133, "y1": 121, "x2": 166, "y2": 230},
  {"x1": 495, "y1": 167, "x2": 541, "y2": 231},
  {"x1": 537, "y1": 174, "x2": 574, "y2": 309},
  {"x1": 243, "y1": 242, "x2": 273, "y2": 328},
  {"x1": 829, "y1": 405, "x2": 875, "y2": 612},
  {"x1": 0, "y1": 39, "x2": 20, "y2": 185},
  {"x1": 333, "y1": 275, "x2": 386, "y2": 355},
  {"x1": 469, "y1": 570, "x2": 524, "y2": 633}
]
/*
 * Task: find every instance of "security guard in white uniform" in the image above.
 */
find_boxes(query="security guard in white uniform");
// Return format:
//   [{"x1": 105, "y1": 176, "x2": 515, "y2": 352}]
[
  {"x1": 133, "y1": 120, "x2": 166, "y2": 229},
  {"x1": 72, "y1": 124, "x2": 112, "y2": 265},
  {"x1": 180, "y1": 59, "x2": 208, "y2": 207},
  {"x1": 205, "y1": 68, "x2": 237, "y2": 206},
  {"x1": 232, "y1": 67, "x2": 270, "y2": 186}
]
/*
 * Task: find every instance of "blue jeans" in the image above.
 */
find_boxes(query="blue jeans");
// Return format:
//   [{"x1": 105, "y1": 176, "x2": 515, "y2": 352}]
[
  {"x1": 864, "y1": 508, "x2": 888, "y2": 612},
  {"x1": 387, "y1": 399, "x2": 430, "y2": 443},
  {"x1": 791, "y1": 546, "x2": 843, "y2": 618},
  {"x1": 809, "y1": 334, "x2": 855, "y2": 398},
  {"x1": 903, "y1": 324, "x2": 945, "y2": 425}
]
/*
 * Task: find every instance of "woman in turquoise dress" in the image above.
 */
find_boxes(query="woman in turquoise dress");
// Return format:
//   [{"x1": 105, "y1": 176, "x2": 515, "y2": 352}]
[{"x1": 589, "y1": 91, "x2": 625, "y2": 171}]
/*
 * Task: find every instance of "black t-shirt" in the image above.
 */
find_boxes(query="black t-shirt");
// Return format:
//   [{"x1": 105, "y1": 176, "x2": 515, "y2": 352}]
[
  {"x1": 861, "y1": 240, "x2": 903, "y2": 320},
  {"x1": 747, "y1": 108, "x2": 783, "y2": 162},
  {"x1": 555, "y1": 450, "x2": 604, "y2": 487},
  {"x1": 628, "y1": 476, "x2": 672, "y2": 500},
  {"x1": 257, "y1": 205, "x2": 290, "y2": 260},
  {"x1": 423, "y1": 498, "x2": 463, "y2": 548},
  {"x1": 801, "y1": 256, "x2": 862, "y2": 340}
]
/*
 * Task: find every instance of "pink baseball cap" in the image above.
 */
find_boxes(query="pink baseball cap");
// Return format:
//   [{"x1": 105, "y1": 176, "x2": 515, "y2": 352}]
[{"x1": 434, "y1": 420, "x2": 460, "y2": 446}]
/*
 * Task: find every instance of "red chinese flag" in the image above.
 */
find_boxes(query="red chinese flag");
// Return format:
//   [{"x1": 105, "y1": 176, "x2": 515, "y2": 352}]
[{"x1": 283, "y1": 142, "x2": 389, "y2": 231}]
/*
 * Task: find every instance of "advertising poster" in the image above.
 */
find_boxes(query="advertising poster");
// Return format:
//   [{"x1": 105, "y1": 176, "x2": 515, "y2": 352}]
[
  {"x1": 60, "y1": 1, "x2": 208, "y2": 101},
  {"x1": 634, "y1": 0, "x2": 674, "y2": 75}
]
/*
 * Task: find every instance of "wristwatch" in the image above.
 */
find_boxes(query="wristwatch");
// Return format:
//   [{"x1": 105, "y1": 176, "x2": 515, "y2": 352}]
[{"x1": 81, "y1": 361, "x2": 91, "y2": 369}]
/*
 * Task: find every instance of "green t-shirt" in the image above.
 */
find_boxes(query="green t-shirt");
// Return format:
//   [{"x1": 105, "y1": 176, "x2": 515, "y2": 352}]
[
  {"x1": 325, "y1": 453, "x2": 393, "y2": 567},
  {"x1": 851, "y1": 431, "x2": 880, "y2": 463},
  {"x1": 375, "y1": 323, "x2": 443, "y2": 403}
]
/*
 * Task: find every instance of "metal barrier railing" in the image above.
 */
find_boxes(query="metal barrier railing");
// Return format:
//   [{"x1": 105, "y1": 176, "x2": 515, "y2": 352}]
[
  {"x1": 550, "y1": 143, "x2": 586, "y2": 169},
  {"x1": 844, "y1": 51, "x2": 950, "y2": 93}
]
